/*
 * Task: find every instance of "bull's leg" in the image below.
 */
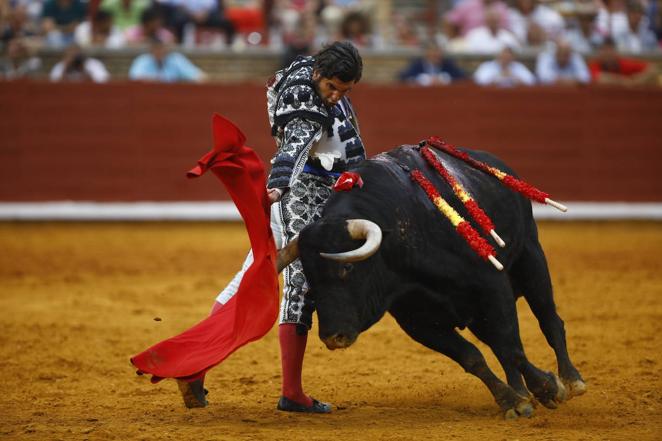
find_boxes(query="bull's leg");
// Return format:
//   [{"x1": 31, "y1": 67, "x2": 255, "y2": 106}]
[
  {"x1": 391, "y1": 309, "x2": 534, "y2": 419},
  {"x1": 467, "y1": 323, "x2": 529, "y2": 398},
  {"x1": 469, "y1": 284, "x2": 567, "y2": 410},
  {"x1": 509, "y1": 242, "x2": 586, "y2": 399}
]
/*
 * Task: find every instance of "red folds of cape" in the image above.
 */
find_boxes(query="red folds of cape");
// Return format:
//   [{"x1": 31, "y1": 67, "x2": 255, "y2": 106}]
[{"x1": 130, "y1": 114, "x2": 279, "y2": 383}]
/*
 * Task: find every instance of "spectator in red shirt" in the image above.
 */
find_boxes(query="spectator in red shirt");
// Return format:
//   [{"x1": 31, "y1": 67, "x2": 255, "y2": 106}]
[{"x1": 588, "y1": 37, "x2": 658, "y2": 86}]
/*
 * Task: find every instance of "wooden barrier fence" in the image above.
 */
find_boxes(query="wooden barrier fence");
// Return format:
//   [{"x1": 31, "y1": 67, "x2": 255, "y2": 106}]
[{"x1": 1, "y1": 82, "x2": 661, "y2": 202}]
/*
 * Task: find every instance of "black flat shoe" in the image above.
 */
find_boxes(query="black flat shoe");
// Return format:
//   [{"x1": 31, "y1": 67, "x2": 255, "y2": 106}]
[
  {"x1": 177, "y1": 379, "x2": 208, "y2": 408},
  {"x1": 277, "y1": 396, "x2": 332, "y2": 413}
]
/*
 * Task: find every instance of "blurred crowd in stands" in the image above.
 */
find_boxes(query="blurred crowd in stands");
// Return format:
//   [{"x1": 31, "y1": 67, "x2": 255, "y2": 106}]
[{"x1": 0, "y1": 0, "x2": 661, "y2": 86}]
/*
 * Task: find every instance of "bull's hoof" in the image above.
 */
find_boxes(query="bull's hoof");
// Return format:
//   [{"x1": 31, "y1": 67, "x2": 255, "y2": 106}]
[
  {"x1": 177, "y1": 379, "x2": 208, "y2": 409},
  {"x1": 553, "y1": 374, "x2": 568, "y2": 402},
  {"x1": 562, "y1": 378, "x2": 587, "y2": 399},
  {"x1": 535, "y1": 373, "x2": 567, "y2": 409},
  {"x1": 495, "y1": 385, "x2": 534, "y2": 419},
  {"x1": 504, "y1": 400, "x2": 535, "y2": 420}
]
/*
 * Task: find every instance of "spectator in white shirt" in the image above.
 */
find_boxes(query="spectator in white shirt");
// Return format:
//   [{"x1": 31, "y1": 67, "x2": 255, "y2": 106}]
[
  {"x1": 508, "y1": 0, "x2": 565, "y2": 44},
  {"x1": 474, "y1": 45, "x2": 536, "y2": 87},
  {"x1": 74, "y1": 9, "x2": 126, "y2": 48},
  {"x1": 564, "y1": 6, "x2": 604, "y2": 54},
  {"x1": 443, "y1": 0, "x2": 510, "y2": 39},
  {"x1": 535, "y1": 40, "x2": 591, "y2": 85},
  {"x1": 596, "y1": 0, "x2": 629, "y2": 37},
  {"x1": 50, "y1": 43, "x2": 110, "y2": 83},
  {"x1": 614, "y1": 0, "x2": 659, "y2": 53},
  {"x1": 464, "y1": 6, "x2": 520, "y2": 53}
]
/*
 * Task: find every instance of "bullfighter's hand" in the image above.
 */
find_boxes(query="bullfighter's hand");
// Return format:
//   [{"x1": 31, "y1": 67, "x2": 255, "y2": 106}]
[{"x1": 267, "y1": 188, "x2": 283, "y2": 204}]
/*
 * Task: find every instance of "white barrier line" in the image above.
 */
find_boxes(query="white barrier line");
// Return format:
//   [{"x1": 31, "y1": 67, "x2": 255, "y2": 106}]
[
  {"x1": 0, "y1": 202, "x2": 661, "y2": 221},
  {"x1": 531, "y1": 203, "x2": 662, "y2": 220},
  {"x1": 0, "y1": 202, "x2": 241, "y2": 221}
]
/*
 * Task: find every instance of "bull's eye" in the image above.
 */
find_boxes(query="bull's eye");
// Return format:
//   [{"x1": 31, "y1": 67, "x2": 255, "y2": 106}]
[{"x1": 339, "y1": 263, "x2": 354, "y2": 280}]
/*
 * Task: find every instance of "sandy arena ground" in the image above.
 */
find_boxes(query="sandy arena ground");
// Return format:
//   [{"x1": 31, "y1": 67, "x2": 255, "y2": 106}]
[{"x1": 0, "y1": 221, "x2": 660, "y2": 441}]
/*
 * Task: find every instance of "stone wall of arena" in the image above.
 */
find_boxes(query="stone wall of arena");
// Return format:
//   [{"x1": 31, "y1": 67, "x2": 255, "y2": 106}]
[{"x1": 1, "y1": 81, "x2": 661, "y2": 203}]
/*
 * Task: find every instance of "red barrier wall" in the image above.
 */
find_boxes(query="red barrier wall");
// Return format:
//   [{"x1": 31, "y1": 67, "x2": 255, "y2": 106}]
[{"x1": 1, "y1": 82, "x2": 661, "y2": 202}]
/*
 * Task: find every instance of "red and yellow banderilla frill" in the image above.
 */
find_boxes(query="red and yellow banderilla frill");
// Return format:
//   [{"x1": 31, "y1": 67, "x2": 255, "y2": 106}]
[
  {"x1": 420, "y1": 146, "x2": 506, "y2": 248},
  {"x1": 425, "y1": 137, "x2": 567, "y2": 212},
  {"x1": 410, "y1": 170, "x2": 504, "y2": 271}
]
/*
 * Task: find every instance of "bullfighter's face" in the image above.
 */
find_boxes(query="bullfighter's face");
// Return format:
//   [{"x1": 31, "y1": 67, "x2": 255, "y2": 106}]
[{"x1": 312, "y1": 71, "x2": 355, "y2": 108}]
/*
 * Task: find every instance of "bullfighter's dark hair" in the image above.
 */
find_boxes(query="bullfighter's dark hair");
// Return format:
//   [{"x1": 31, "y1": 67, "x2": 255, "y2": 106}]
[{"x1": 314, "y1": 41, "x2": 363, "y2": 83}]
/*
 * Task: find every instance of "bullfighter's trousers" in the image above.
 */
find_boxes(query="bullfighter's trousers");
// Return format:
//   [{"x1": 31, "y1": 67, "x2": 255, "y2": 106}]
[{"x1": 215, "y1": 171, "x2": 334, "y2": 330}]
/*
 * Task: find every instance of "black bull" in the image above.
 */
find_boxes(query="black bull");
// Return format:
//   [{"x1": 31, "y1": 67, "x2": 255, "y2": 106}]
[{"x1": 282, "y1": 144, "x2": 586, "y2": 418}]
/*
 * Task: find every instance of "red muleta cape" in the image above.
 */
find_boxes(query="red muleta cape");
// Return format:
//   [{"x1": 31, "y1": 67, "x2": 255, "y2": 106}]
[{"x1": 130, "y1": 114, "x2": 279, "y2": 383}]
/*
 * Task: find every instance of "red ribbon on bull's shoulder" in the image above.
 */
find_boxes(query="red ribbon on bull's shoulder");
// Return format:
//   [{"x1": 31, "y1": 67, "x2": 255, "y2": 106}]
[{"x1": 333, "y1": 172, "x2": 364, "y2": 192}]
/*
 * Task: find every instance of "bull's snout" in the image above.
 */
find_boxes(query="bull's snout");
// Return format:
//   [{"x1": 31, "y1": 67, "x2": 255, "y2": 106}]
[{"x1": 322, "y1": 333, "x2": 357, "y2": 350}]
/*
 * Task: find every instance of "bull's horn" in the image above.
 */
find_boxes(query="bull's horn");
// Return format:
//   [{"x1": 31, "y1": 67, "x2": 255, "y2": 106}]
[
  {"x1": 277, "y1": 235, "x2": 299, "y2": 273},
  {"x1": 320, "y1": 219, "x2": 382, "y2": 263}
]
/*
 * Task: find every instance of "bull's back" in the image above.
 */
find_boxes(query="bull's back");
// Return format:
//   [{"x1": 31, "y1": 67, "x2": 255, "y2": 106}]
[
  {"x1": 327, "y1": 145, "x2": 536, "y2": 276},
  {"x1": 381, "y1": 145, "x2": 532, "y2": 230}
]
